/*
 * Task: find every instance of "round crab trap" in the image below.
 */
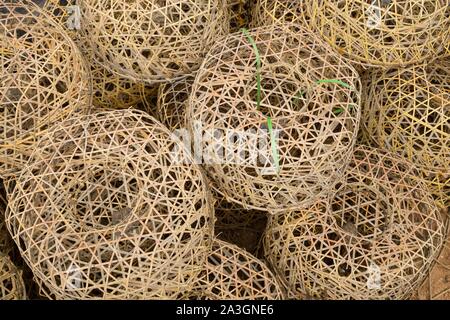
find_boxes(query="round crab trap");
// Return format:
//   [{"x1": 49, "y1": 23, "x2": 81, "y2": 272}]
[
  {"x1": 182, "y1": 239, "x2": 285, "y2": 300},
  {"x1": 157, "y1": 74, "x2": 195, "y2": 131},
  {"x1": 80, "y1": 0, "x2": 230, "y2": 83},
  {"x1": 361, "y1": 60, "x2": 450, "y2": 207},
  {"x1": 304, "y1": 0, "x2": 449, "y2": 68},
  {"x1": 264, "y1": 146, "x2": 445, "y2": 300},
  {"x1": 251, "y1": 0, "x2": 310, "y2": 28},
  {"x1": 0, "y1": 253, "x2": 26, "y2": 300},
  {"x1": 188, "y1": 24, "x2": 361, "y2": 212},
  {"x1": 39, "y1": 0, "x2": 157, "y2": 110},
  {"x1": 0, "y1": 0, "x2": 92, "y2": 180},
  {"x1": 5, "y1": 109, "x2": 214, "y2": 300}
]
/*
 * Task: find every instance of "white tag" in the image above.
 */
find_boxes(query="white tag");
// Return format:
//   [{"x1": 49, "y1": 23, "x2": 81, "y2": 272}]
[
  {"x1": 367, "y1": 261, "x2": 381, "y2": 290},
  {"x1": 66, "y1": 262, "x2": 82, "y2": 290},
  {"x1": 67, "y1": 5, "x2": 81, "y2": 30},
  {"x1": 366, "y1": 0, "x2": 382, "y2": 29}
]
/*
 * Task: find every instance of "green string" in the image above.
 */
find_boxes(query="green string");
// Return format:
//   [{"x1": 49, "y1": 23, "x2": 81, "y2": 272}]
[
  {"x1": 316, "y1": 79, "x2": 352, "y2": 90},
  {"x1": 333, "y1": 104, "x2": 355, "y2": 115},
  {"x1": 317, "y1": 79, "x2": 353, "y2": 115},
  {"x1": 241, "y1": 28, "x2": 280, "y2": 174},
  {"x1": 241, "y1": 28, "x2": 261, "y2": 110}
]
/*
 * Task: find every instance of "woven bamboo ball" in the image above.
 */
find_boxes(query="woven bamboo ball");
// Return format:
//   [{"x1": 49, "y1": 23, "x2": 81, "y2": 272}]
[
  {"x1": 0, "y1": 254, "x2": 26, "y2": 300},
  {"x1": 251, "y1": 0, "x2": 309, "y2": 27},
  {"x1": 80, "y1": 0, "x2": 230, "y2": 83},
  {"x1": 183, "y1": 239, "x2": 285, "y2": 299},
  {"x1": 39, "y1": 0, "x2": 157, "y2": 110},
  {"x1": 5, "y1": 109, "x2": 213, "y2": 299},
  {"x1": 305, "y1": 0, "x2": 449, "y2": 67},
  {"x1": 264, "y1": 146, "x2": 445, "y2": 300},
  {"x1": 0, "y1": 1, "x2": 91, "y2": 179},
  {"x1": 188, "y1": 24, "x2": 361, "y2": 212},
  {"x1": 361, "y1": 61, "x2": 449, "y2": 207}
]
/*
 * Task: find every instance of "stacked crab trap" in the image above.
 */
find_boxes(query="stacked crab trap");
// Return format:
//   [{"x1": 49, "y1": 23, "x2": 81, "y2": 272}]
[{"x1": 0, "y1": 0, "x2": 448, "y2": 300}]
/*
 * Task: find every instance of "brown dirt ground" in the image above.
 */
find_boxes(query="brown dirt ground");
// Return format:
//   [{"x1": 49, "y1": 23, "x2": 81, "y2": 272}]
[{"x1": 415, "y1": 207, "x2": 450, "y2": 300}]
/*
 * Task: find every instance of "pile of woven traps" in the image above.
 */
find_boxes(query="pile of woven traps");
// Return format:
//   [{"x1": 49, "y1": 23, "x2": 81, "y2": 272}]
[{"x1": 0, "y1": 0, "x2": 448, "y2": 300}]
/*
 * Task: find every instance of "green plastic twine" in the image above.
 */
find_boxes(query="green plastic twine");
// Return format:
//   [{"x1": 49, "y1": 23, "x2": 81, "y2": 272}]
[
  {"x1": 241, "y1": 28, "x2": 280, "y2": 174},
  {"x1": 241, "y1": 28, "x2": 262, "y2": 110},
  {"x1": 317, "y1": 79, "x2": 353, "y2": 115},
  {"x1": 316, "y1": 79, "x2": 352, "y2": 90}
]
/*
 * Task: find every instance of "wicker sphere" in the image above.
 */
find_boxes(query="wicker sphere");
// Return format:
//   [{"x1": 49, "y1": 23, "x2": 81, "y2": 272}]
[
  {"x1": 188, "y1": 24, "x2": 361, "y2": 212},
  {"x1": 0, "y1": 1, "x2": 91, "y2": 179},
  {"x1": 5, "y1": 109, "x2": 213, "y2": 299},
  {"x1": 0, "y1": 254, "x2": 27, "y2": 300},
  {"x1": 80, "y1": 0, "x2": 230, "y2": 83},
  {"x1": 361, "y1": 61, "x2": 449, "y2": 207},
  {"x1": 184, "y1": 239, "x2": 285, "y2": 299},
  {"x1": 264, "y1": 146, "x2": 445, "y2": 300},
  {"x1": 39, "y1": 0, "x2": 157, "y2": 110},
  {"x1": 305, "y1": 0, "x2": 449, "y2": 68},
  {"x1": 251, "y1": 0, "x2": 309, "y2": 27},
  {"x1": 157, "y1": 75, "x2": 194, "y2": 130}
]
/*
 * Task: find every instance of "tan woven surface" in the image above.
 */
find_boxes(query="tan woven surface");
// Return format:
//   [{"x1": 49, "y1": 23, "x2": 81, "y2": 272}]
[
  {"x1": 5, "y1": 109, "x2": 214, "y2": 299},
  {"x1": 0, "y1": 0, "x2": 92, "y2": 180},
  {"x1": 264, "y1": 146, "x2": 445, "y2": 300},
  {"x1": 183, "y1": 239, "x2": 285, "y2": 299},
  {"x1": 80, "y1": 0, "x2": 230, "y2": 83},
  {"x1": 305, "y1": 0, "x2": 449, "y2": 68},
  {"x1": 0, "y1": 253, "x2": 27, "y2": 300},
  {"x1": 188, "y1": 24, "x2": 361, "y2": 212},
  {"x1": 251, "y1": 0, "x2": 309, "y2": 27},
  {"x1": 157, "y1": 74, "x2": 195, "y2": 130},
  {"x1": 361, "y1": 60, "x2": 449, "y2": 207},
  {"x1": 40, "y1": 0, "x2": 158, "y2": 110}
]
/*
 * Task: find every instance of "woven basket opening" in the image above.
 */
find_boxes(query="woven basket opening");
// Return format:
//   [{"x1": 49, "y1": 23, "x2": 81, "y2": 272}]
[{"x1": 69, "y1": 166, "x2": 140, "y2": 229}]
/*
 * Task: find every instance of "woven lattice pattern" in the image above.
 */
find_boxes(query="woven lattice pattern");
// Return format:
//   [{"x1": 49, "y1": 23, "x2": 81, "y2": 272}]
[
  {"x1": 39, "y1": 0, "x2": 157, "y2": 110},
  {"x1": 251, "y1": 0, "x2": 309, "y2": 27},
  {"x1": 184, "y1": 239, "x2": 284, "y2": 299},
  {"x1": 80, "y1": 0, "x2": 229, "y2": 83},
  {"x1": 188, "y1": 24, "x2": 361, "y2": 212},
  {"x1": 305, "y1": 0, "x2": 449, "y2": 67},
  {"x1": 264, "y1": 146, "x2": 445, "y2": 300},
  {"x1": 0, "y1": 254, "x2": 26, "y2": 300},
  {"x1": 5, "y1": 109, "x2": 213, "y2": 299},
  {"x1": 361, "y1": 61, "x2": 449, "y2": 207},
  {"x1": 0, "y1": 0, "x2": 91, "y2": 179},
  {"x1": 157, "y1": 75, "x2": 194, "y2": 130}
]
